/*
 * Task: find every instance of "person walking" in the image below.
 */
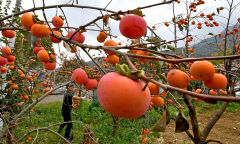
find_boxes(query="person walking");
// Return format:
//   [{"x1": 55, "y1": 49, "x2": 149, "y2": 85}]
[{"x1": 58, "y1": 83, "x2": 86, "y2": 141}]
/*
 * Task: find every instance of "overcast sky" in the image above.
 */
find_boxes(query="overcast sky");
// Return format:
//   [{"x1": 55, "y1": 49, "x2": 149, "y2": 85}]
[{"x1": 2, "y1": 0, "x2": 240, "y2": 62}]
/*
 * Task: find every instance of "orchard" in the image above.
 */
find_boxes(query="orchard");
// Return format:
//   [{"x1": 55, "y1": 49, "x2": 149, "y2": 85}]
[{"x1": 0, "y1": 0, "x2": 240, "y2": 144}]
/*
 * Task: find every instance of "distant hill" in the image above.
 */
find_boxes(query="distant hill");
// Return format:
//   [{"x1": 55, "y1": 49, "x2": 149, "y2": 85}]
[{"x1": 175, "y1": 25, "x2": 239, "y2": 57}]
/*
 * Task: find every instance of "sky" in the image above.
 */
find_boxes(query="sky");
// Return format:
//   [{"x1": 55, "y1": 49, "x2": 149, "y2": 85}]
[{"x1": 2, "y1": 0, "x2": 240, "y2": 63}]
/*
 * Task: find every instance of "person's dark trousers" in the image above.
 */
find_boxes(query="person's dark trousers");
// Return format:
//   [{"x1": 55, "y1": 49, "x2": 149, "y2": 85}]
[{"x1": 58, "y1": 111, "x2": 72, "y2": 139}]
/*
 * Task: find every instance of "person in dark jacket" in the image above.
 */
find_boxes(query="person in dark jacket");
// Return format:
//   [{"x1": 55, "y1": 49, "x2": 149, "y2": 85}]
[{"x1": 58, "y1": 83, "x2": 84, "y2": 140}]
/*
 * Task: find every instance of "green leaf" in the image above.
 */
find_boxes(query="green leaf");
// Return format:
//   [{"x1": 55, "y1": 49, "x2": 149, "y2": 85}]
[
  {"x1": 128, "y1": 9, "x2": 145, "y2": 17},
  {"x1": 217, "y1": 8, "x2": 220, "y2": 14},
  {"x1": 175, "y1": 112, "x2": 189, "y2": 133},
  {"x1": 208, "y1": 33, "x2": 214, "y2": 36},
  {"x1": 178, "y1": 25, "x2": 184, "y2": 31}
]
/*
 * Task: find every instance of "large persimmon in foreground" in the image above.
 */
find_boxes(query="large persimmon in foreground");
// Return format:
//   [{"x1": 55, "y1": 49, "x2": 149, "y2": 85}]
[
  {"x1": 97, "y1": 72, "x2": 151, "y2": 119},
  {"x1": 119, "y1": 14, "x2": 147, "y2": 39}
]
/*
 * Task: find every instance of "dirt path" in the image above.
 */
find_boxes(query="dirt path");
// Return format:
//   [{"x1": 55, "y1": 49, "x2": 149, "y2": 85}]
[{"x1": 155, "y1": 111, "x2": 240, "y2": 144}]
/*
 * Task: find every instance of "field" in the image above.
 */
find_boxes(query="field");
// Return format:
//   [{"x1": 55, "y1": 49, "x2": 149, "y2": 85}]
[{"x1": 12, "y1": 100, "x2": 240, "y2": 144}]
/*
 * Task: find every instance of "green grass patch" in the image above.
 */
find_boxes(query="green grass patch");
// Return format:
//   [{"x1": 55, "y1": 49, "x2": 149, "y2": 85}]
[{"x1": 6, "y1": 99, "x2": 240, "y2": 144}]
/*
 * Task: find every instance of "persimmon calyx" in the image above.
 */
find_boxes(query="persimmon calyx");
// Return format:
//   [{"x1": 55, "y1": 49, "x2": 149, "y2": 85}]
[{"x1": 116, "y1": 64, "x2": 144, "y2": 80}]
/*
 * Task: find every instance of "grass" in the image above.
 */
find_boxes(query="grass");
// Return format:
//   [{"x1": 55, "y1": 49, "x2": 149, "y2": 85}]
[
  {"x1": 5, "y1": 99, "x2": 240, "y2": 144},
  {"x1": 13, "y1": 101, "x2": 161, "y2": 144}
]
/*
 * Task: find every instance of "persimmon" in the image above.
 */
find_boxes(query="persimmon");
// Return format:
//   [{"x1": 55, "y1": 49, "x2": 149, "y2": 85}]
[
  {"x1": 84, "y1": 79, "x2": 98, "y2": 90},
  {"x1": 52, "y1": 16, "x2": 64, "y2": 28},
  {"x1": 97, "y1": 72, "x2": 151, "y2": 119},
  {"x1": 1, "y1": 46, "x2": 11, "y2": 55},
  {"x1": 119, "y1": 14, "x2": 147, "y2": 39},
  {"x1": 31, "y1": 24, "x2": 50, "y2": 38},
  {"x1": 45, "y1": 88, "x2": 50, "y2": 92},
  {"x1": 37, "y1": 50, "x2": 49, "y2": 62},
  {"x1": 9, "y1": 65, "x2": 14, "y2": 70},
  {"x1": 33, "y1": 46, "x2": 45, "y2": 54},
  {"x1": 12, "y1": 84, "x2": 19, "y2": 90},
  {"x1": 107, "y1": 54, "x2": 119, "y2": 65},
  {"x1": 67, "y1": 30, "x2": 85, "y2": 43},
  {"x1": 190, "y1": 60, "x2": 215, "y2": 81},
  {"x1": 209, "y1": 89, "x2": 217, "y2": 96},
  {"x1": 72, "y1": 68, "x2": 88, "y2": 84},
  {"x1": 20, "y1": 74, "x2": 25, "y2": 78},
  {"x1": 1, "y1": 30, "x2": 15, "y2": 38},
  {"x1": 196, "y1": 89, "x2": 202, "y2": 94},
  {"x1": 20, "y1": 12, "x2": 35, "y2": 30},
  {"x1": 7, "y1": 55, "x2": 15, "y2": 62},
  {"x1": 204, "y1": 73, "x2": 227, "y2": 89},
  {"x1": 148, "y1": 82, "x2": 159, "y2": 95},
  {"x1": 44, "y1": 61, "x2": 56, "y2": 70},
  {"x1": 18, "y1": 70, "x2": 23, "y2": 75},
  {"x1": 97, "y1": 31, "x2": 108, "y2": 43},
  {"x1": 42, "y1": 81, "x2": 47, "y2": 87},
  {"x1": 0, "y1": 67, "x2": 7, "y2": 73},
  {"x1": 23, "y1": 95, "x2": 29, "y2": 100},
  {"x1": 104, "y1": 39, "x2": 117, "y2": 55},
  {"x1": 161, "y1": 91, "x2": 167, "y2": 97},
  {"x1": 49, "y1": 30, "x2": 62, "y2": 43},
  {"x1": 219, "y1": 89, "x2": 227, "y2": 95},
  {"x1": 151, "y1": 96, "x2": 164, "y2": 107},
  {"x1": 50, "y1": 54, "x2": 56, "y2": 61},
  {"x1": 141, "y1": 137, "x2": 147, "y2": 143},
  {"x1": 136, "y1": 50, "x2": 149, "y2": 63},
  {"x1": 167, "y1": 69, "x2": 190, "y2": 89}
]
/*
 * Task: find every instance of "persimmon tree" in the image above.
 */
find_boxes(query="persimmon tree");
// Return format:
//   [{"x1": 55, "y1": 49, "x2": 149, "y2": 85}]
[{"x1": 0, "y1": 0, "x2": 240, "y2": 144}]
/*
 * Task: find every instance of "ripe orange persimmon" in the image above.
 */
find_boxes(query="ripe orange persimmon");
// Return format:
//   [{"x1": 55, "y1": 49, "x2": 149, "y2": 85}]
[
  {"x1": 1, "y1": 46, "x2": 11, "y2": 55},
  {"x1": 12, "y1": 84, "x2": 19, "y2": 90},
  {"x1": 97, "y1": 31, "x2": 108, "y2": 43},
  {"x1": 190, "y1": 60, "x2": 215, "y2": 81},
  {"x1": 49, "y1": 30, "x2": 62, "y2": 43},
  {"x1": 167, "y1": 69, "x2": 190, "y2": 89},
  {"x1": 67, "y1": 30, "x2": 85, "y2": 43},
  {"x1": 44, "y1": 61, "x2": 56, "y2": 70},
  {"x1": 72, "y1": 68, "x2": 88, "y2": 84},
  {"x1": 37, "y1": 50, "x2": 49, "y2": 62},
  {"x1": 45, "y1": 88, "x2": 50, "y2": 92},
  {"x1": 107, "y1": 54, "x2": 119, "y2": 65},
  {"x1": 20, "y1": 12, "x2": 35, "y2": 30},
  {"x1": 209, "y1": 89, "x2": 217, "y2": 95},
  {"x1": 23, "y1": 95, "x2": 29, "y2": 100},
  {"x1": 196, "y1": 89, "x2": 202, "y2": 94},
  {"x1": 84, "y1": 79, "x2": 98, "y2": 90},
  {"x1": 31, "y1": 24, "x2": 50, "y2": 38},
  {"x1": 33, "y1": 46, "x2": 45, "y2": 54},
  {"x1": 1, "y1": 30, "x2": 15, "y2": 38},
  {"x1": 204, "y1": 73, "x2": 227, "y2": 89},
  {"x1": 119, "y1": 14, "x2": 147, "y2": 39},
  {"x1": 42, "y1": 81, "x2": 47, "y2": 87},
  {"x1": 7, "y1": 55, "x2": 15, "y2": 62},
  {"x1": 0, "y1": 67, "x2": 7, "y2": 73},
  {"x1": 136, "y1": 50, "x2": 149, "y2": 63},
  {"x1": 151, "y1": 96, "x2": 164, "y2": 107},
  {"x1": 97, "y1": 72, "x2": 151, "y2": 119},
  {"x1": 0, "y1": 56, "x2": 7, "y2": 66},
  {"x1": 148, "y1": 82, "x2": 159, "y2": 95},
  {"x1": 104, "y1": 39, "x2": 117, "y2": 55},
  {"x1": 52, "y1": 16, "x2": 64, "y2": 27}
]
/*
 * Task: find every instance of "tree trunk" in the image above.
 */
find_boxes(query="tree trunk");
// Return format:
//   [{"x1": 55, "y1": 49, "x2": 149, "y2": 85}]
[{"x1": 202, "y1": 102, "x2": 228, "y2": 140}]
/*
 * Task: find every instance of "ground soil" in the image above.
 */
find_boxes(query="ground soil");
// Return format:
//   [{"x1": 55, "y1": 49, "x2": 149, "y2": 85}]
[{"x1": 155, "y1": 110, "x2": 240, "y2": 144}]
